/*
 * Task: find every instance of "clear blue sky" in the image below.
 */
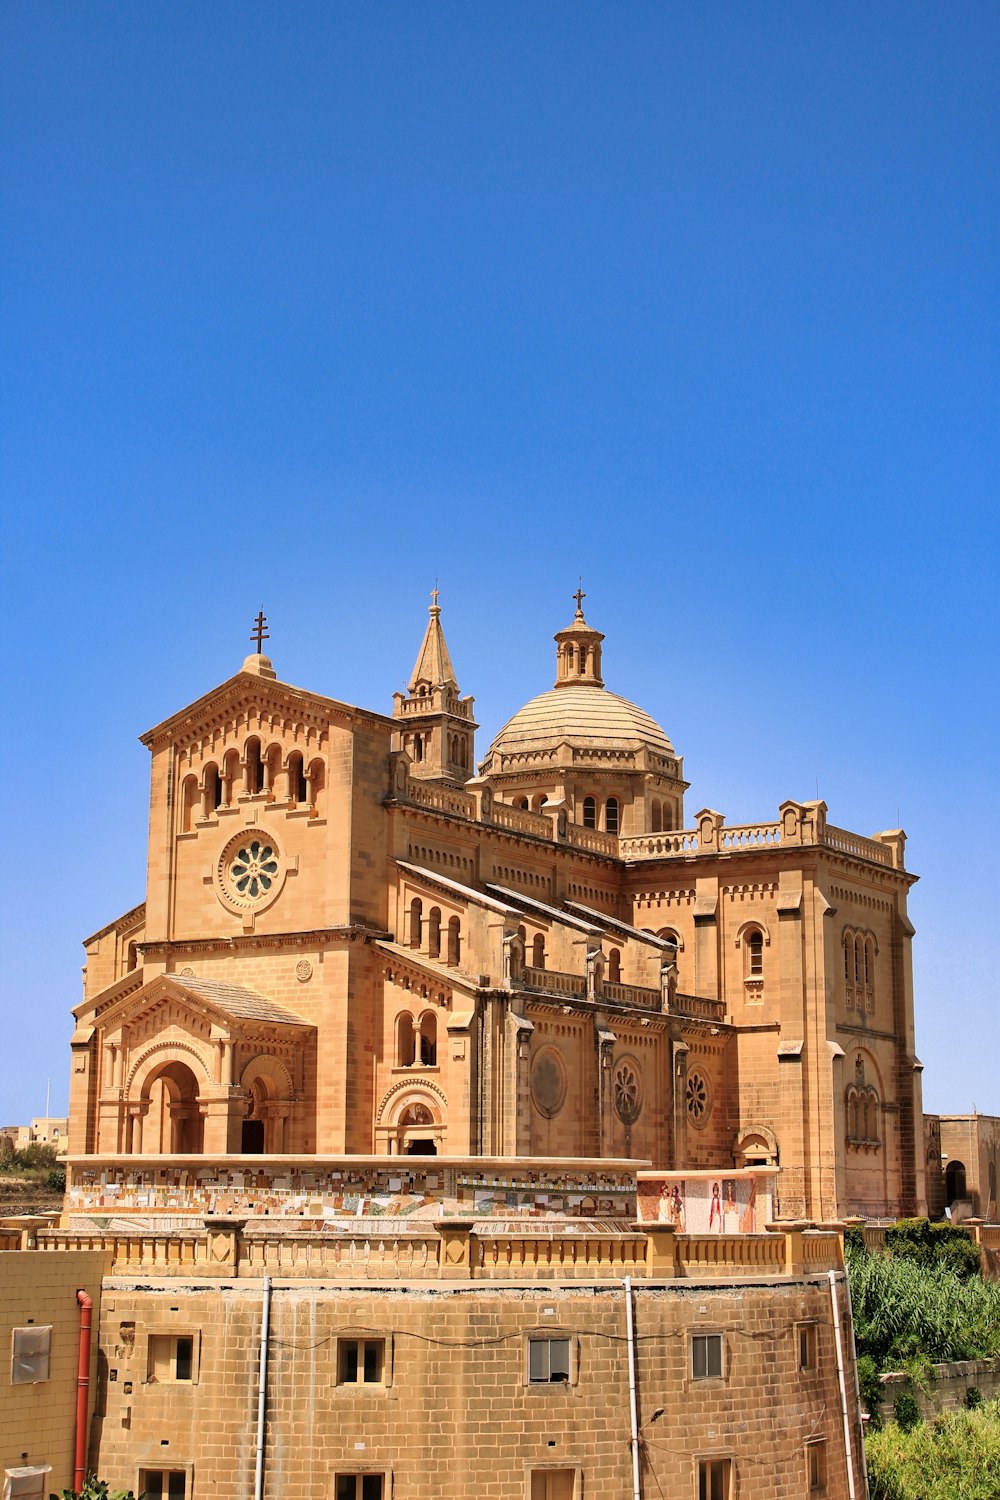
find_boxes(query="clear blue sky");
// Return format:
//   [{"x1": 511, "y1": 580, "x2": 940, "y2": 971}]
[{"x1": 1, "y1": 3, "x2": 996, "y2": 1126}]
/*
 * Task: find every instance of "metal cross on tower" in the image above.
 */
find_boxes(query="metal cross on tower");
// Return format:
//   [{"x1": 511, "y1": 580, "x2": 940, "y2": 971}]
[{"x1": 250, "y1": 609, "x2": 269, "y2": 652}]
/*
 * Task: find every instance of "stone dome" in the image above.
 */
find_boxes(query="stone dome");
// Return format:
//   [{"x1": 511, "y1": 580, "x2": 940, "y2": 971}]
[{"x1": 486, "y1": 685, "x2": 675, "y2": 764}]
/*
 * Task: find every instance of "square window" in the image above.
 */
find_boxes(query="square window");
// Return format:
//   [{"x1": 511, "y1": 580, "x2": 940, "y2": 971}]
[
  {"x1": 337, "y1": 1339, "x2": 385, "y2": 1385},
  {"x1": 807, "y1": 1441, "x2": 827, "y2": 1493},
  {"x1": 139, "y1": 1471, "x2": 187, "y2": 1500},
  {"x1": 10, "y1": 1327, "x2": 52, "y2": 1385},
  {"x1": 691, "y1": 1333, "x2": 723, "y2": 1380},
  {"x1": 335, "y1": 1476, "x2": 383, "y2": 1500},
  {"x1": 698, "y1": 1458, "x2": 731, "y2": 1500},
  {"x1": 528, "y1": 1336, "x2": 571, "y2": 1384},
  {"x1": 4, "y1": 1468, "x2": 51, "y2": 1500},
  {"x1": 529, "y1": 1470, "x2": 577, "y2": 1500},
  {"x1": 798, "y1": 1324, "x2": 817, "y2": 1372},
  {"x1": 148, "y1": 1334, "x2": 197, "y2": 1383}
]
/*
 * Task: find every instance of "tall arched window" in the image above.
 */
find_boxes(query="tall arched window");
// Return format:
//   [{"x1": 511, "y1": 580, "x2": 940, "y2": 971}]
[
  {"x1": 397, "y1": 1013, "x2": 416, "y2": 1068},
  {"x1": 651, "y1": 801, "x2": 662, "y2": 833},
  {"x1": 427, "y1": 907, "x2": 441, "y2": 960},
  {"x1": 532, "y1": 933, "x2": 545, "y2": 970},
  {"x1": 245, "y1": 738, "x2": 263, "y2": 796},
  {"x1": 181, "y1": 775, "x2": 199, "y2": 832},
  {"x1": 512, "y1": 795, "x2": 529, "y2": 810},
  {"x1": 745, "y1": 929, "x2": 764, "y2": 977},
  {"x1": 582, "y1": 796, "x2": 597, "y2": 829},
  {"x1": 202, "y1": 763, "x2": 222, "y2": 817},
  {"x1": 608, "y1": 948, "x2": 621, "y2": 984},
  {"x1": 447, "y1": 916, "x2": 461, "y2": 967},
  {"x1": 306, "y1": 758, "x2": 324, "y2": 811},
  {"x1": 408, "y1": 899, "x2": 422, "y2": 949},
  {"x1": 221, "y1": 748, "x2": 240, "y2": 809},
  {"x1": 288, "y1": 751, "x2": 307, "y2": 804},
  {"x1": 605, "y1": 798, "x2": 620, "y2": 834},
  {"x1": 419, "y1": 1011, "x2": 437, "y2": 1066}
]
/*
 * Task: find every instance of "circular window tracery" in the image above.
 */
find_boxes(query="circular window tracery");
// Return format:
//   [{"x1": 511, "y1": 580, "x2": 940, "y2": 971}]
[
  {"x1": 216, "y1": 829, "x2": 286, "y2": 914},
  {"x1": 530, "y1": 1047, "x2": 567, "y2": 1119},
  {"x1": 613, "y1": 1057, "x2": 642, "y2": 1124},
  {"x1": 686, "y1": 1070, "x2": 711, "y2": 1126}
]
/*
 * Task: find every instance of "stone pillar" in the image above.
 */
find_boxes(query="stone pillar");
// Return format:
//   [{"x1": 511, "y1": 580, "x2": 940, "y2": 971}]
[{"x1": 436, "y1": 1219, "x2": 473, "y2": 1279}]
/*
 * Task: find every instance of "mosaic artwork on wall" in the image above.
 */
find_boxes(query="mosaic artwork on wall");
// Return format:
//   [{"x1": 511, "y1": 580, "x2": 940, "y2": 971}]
[
  {"x1": 66, "y1": 1161, "x2": 639, "y2": 1223},
  {"x1": 635, "y1": 1171, "x2": 776, "y2": 1233}
]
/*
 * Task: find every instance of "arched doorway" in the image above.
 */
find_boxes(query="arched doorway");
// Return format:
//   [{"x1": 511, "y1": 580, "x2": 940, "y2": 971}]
[
  {"x1": 945, "y1": 1159, "x2": 967, "y2": 1205},
  {"x1": 400, "y1": 1103, "x2": 437, "y2": 1155},
  {"x1": 142, "y1": 1061, "x2": 204, "y2": 1153}
]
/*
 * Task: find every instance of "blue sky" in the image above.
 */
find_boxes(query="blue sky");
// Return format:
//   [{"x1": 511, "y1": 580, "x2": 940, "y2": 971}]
[{"x1": 1, "y1": 3, "x2": 996, "y2": 1125}]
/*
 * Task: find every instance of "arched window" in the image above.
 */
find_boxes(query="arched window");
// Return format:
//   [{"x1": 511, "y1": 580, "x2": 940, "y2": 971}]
[
  {"x1": 651, "y1": 801, "x2": 662, "y2": 833},
  {"x1": 288, "y1": 751, "x2": 307, "y2": 805},
  {"x1": 662, "y1": 803, "x2": 675, "y2": 832},
  {"x1": 608, "y1": 948, "x2": 621, "y2": 984},
  {"x1": 532, "y1": 933, "x2": 545, "y2": 970},
  {"x1": 854, "y1": 934, "x2": 864, "y2": 987},
  {"x1": 419, "y1": 1012, "x2": 437, "y2": 1066},
  {"x1": 181, "y1": 775, "x2": 199, "y2": 832},
  {"x1": 221, "y1": 748, "x2": 240, "y2": 809},
  {"x1": 408, "y1": 899, "x2": 423, "y2": 949},
  {"x1": 532, "y1": 792, "x2": 548, "y2": 813},
  {"x1": 202, "y1": 763, "x2": 222, "y2": 818},
  {"x1": 745, "y1": 929, "x2": 764, "y2": 977},
  {"x1": 427, "y1": 907, "x2": 441, "y2": 960},
  {"x1": 413, "y1": 735, "x2": 424, "y2": 763},
  {"x1": 306, "y1": 758, "x2": 324, "y2": 811},
  {"x1": 447, "y1": 916, "x2": 461, "y2": 967},
  {"x1": 396, "y1": 1013, "x2": 416, "y2": 1068},
  {"x1": 582, "y1": 796, "x2": 597, "y2": 829},
  {"x1": 513, "y1": 796, "x2": 529, "y2": 810},
  {"x1": 605, "y1": 797, "x2": 620, "y2": 834},
  {"x1": 245, "y1": 738, "x2": 263, "y2": 796},
  {"x1": 126, "y1": 941, "x2": 138, "y2": 973}
]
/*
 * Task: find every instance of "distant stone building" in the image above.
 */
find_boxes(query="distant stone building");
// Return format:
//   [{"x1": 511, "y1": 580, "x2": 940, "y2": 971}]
[{"x1": 924, "y1": 1112, "x2": 1000, "y2": 1221}]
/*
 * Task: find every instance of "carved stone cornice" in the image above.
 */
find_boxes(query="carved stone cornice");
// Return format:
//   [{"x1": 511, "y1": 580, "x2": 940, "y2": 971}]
[
  {"x1": 138, "y1": 925, "x2": 389, "y2": 960},
  {"x1": 140, "y1": 671, "x2": 396, "y2": 751}
]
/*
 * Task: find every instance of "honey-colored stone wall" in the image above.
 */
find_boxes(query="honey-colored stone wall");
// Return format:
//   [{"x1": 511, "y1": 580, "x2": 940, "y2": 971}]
[
  {"x1": 92, "y1": 1275, "x2": 863, "y2": 1500},
  {"x1": 1, "y1": 1249, "x2": 109, "y2": 1493}
]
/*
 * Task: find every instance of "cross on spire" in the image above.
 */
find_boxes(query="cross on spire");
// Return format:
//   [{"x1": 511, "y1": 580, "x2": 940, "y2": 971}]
[
  {"x1": 573, "y1": 582, "x2": 586, "y2": 617},
  {"x1": 250, "y1": 609, "x2": 269, "y2": 652},
  {"x1": 431, "y1": 583, "x2": 440, "y2": 610}
]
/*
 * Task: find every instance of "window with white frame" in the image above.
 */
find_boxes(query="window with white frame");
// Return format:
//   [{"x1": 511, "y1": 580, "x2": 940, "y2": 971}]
[
  {"x1": 527, "y1": 1336, "x2": 571, "y2": 1384},
  {"x1": 691, "y1": 1332, "x2": 723, "y2": 1380},
  {"x1": 10, "y1": 1327, "x2": 51, "y2": 1384}
]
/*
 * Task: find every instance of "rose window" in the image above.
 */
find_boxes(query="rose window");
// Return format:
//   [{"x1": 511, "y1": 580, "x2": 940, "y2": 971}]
[
  {"x1": 686, "y1": 1070, "x2": 710, "y2": 1125},
  {"x1": 216, "y1": 828, "x2": 285, "y2": 913},
  {"x1": 230, "y1": 839, "x2": 278, "y2": 899},
  {"x1": 613, "y1": 1058, "x2": 642, "y2": 1124}
]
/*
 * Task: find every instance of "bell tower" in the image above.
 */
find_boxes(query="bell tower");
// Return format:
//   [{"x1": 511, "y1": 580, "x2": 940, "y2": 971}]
[
  {"x1": 392, "y1": 590, "x2": 477, "y2": 785},
  {"x1": 553, "y1": 586, "x2": 605, "y2": 688}
]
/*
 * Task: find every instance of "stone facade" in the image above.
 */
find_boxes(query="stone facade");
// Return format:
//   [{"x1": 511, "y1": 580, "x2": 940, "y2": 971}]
[{"x1": 68, "y1": 595, "x2": 924, "y2": 1222}]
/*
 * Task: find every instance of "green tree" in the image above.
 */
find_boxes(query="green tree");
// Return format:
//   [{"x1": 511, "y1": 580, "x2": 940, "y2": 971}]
[{"x1": 50, "y1": 1479, "x2": 143, "y2": 1500}]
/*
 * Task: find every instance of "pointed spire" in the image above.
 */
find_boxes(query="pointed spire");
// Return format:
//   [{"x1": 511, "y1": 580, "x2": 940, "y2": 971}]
[{"x1": 409, "y1": 587, "x2": 458, "y2": 692}]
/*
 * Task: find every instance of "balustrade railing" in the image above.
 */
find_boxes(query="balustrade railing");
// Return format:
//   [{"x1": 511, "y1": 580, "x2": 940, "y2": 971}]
[
  {"x1": 489, "y1": 803, "x2": 553, "y2": 838},
  {"x1": 406, "y1": 782, "x2": 477, "y2": 819},
  {"x1": 619, "y1": 831, "x2": 699, "y2": 857},
  {"x1": 672, "y1": 993, "x2": 727, "y2": 1023},
  {"x1": 822, "y1": 825, "x2": 893, "y2": 866},
  {"x1": 523, "y1": 966, "x2": 582, "y2": 997},
  {"x1": 602, "y1": 979, "x2": 660, "y2": 1009},
  {"x1": 566, "y1": 824, "x2": 619, "y2": 856},
  {"x1": 717, "y1": 823, "x2": 782, "y2": 850}
]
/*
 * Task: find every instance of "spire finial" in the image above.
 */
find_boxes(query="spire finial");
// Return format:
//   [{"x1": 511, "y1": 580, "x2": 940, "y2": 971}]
[
  {"x1": 250, "y1": 609, "x2": 269, "y2": 652},
  {"x1": 573, "y1": 581, "x2": 586, "y2": 620},
  {"x1": 431, "y1": 582, "x2": 440, "y2": 612}
]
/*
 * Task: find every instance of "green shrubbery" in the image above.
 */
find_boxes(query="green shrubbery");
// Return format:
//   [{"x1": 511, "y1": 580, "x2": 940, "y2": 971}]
[
  {"x1": 0, "y1": 1143, "x2": 59, "y2": 1172},
  {"x1": 50, "y1": 1478, "x2": 143, "y2": 1500},
  {"x1": 865, "y1": 1399, "x2": 1000, "y2": 1500}
]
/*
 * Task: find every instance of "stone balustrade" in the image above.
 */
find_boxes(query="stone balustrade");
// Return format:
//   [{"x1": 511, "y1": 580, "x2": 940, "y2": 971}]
[
  {"x1": 406, "y1": 781, "x2": 478, "y2": 819},
  {"x1": 602, "y1": 979, "x2": 661, "y2": 1009},
  {"x1": 24, "y1": 1219, "x2": 846, "y2": 1281},
  {"x1": 671, "y1": 993, "x2": 727, "y2": 1023},
  {"x1": 523, "y1": 966, "x2": 582, "y2": 997},
  {"x1": 489, "y1": 803, "x2": 554, "y2": 838},
  {"x1": 822, "y1": 824, "x2": 893, "y2": 867},
  {"x1": 566, "y1": 824, "x2": 619, "y2": 856}
]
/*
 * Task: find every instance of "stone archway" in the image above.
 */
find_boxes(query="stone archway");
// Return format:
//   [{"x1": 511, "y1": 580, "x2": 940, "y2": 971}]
[{"x1": 140, "y1": 1060, "x2": 204, "y2": 1154}]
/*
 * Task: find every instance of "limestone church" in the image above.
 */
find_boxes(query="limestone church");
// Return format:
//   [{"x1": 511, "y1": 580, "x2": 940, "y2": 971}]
[{"x1": 69, "y1": 591, "x2": 926, "y2": 1224}]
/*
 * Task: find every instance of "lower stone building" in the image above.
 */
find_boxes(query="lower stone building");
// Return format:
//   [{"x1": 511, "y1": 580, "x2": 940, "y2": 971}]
[{"x1": 3, "y1": 1210, "x2": 864, "y2": 1500}]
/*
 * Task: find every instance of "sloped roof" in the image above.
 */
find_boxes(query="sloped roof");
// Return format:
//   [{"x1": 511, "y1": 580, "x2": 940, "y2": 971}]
[{"x1": 173, "y1": 976, "x2": 310, "y2": 1027}]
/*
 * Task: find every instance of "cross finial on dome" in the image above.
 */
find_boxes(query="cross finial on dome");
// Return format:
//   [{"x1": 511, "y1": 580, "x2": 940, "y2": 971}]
[
  {"x1": 573, "y1": 582, "x2": 586, "y2": 620},
  {"x1": 431, "y1": 582, "x2": 440, "y2": 612},
  {"x1": 242, "y1": 607, "x2": 277, "y2": 679}
]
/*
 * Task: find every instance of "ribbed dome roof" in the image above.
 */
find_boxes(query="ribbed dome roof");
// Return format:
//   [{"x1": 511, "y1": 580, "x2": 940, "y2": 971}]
[{"x1": 487, "y1": 685, "x2": 674, "y2": 760}]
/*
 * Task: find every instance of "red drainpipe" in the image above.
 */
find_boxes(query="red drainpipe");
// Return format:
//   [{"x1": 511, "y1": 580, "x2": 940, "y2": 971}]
[{"x1": 75, "y1": 1289, "x2": 93, "y2": 1491}]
